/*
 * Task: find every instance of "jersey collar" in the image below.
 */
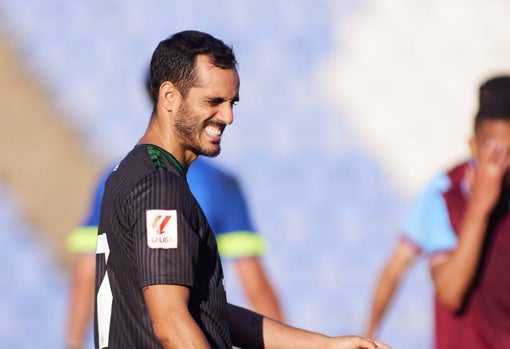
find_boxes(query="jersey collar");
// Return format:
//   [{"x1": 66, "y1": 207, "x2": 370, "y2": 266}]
[{"x1": 136, "y1": 144, "x2": 186, "y2": 177}]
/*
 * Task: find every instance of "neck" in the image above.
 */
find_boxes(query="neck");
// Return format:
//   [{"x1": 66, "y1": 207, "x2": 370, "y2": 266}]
[{"x1": 138, "y1": 132, "x2": 199, "y2": 173}]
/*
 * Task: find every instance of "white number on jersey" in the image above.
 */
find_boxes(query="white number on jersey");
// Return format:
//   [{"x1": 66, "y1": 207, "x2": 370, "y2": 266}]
[{"x1": 96, "y1": 233, "x2": 112, "y2": 349}]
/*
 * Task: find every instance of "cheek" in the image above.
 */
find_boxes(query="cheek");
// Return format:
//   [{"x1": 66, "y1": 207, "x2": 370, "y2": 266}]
[{"x1": 189, "y1": 104, "x2": 211, "y2": 121}]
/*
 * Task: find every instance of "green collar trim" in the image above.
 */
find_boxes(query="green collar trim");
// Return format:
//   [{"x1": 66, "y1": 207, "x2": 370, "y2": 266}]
[{"x1": 136, "y1": 144, "x2": 186, "y2": 177}]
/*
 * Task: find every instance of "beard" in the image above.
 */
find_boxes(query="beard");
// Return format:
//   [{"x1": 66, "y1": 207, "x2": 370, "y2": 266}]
[{"x1": 174, "y1": 103, "x2": 221, "y2": 158}]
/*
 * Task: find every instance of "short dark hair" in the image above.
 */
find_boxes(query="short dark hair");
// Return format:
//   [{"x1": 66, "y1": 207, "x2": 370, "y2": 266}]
[
  {"x1": 147, "y1": 30, "x2": 237, "y2": 104},
  {"x1": 474, "y1": 75, "x2": 510, "y2": 132}
]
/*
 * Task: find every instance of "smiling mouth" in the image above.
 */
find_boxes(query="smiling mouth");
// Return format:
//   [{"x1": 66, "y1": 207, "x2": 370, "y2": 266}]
[{"x1": 205, "y1": 125, "x2": 222, "y2": 137}]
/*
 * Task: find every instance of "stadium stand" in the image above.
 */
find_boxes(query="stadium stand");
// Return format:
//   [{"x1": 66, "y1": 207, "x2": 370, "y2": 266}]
[{"x1": 0, "y1": 2, "x2": 434, "y2": 348}]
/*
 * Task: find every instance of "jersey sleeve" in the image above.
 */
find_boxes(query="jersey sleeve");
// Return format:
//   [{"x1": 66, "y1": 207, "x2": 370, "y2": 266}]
[
  {"x1": 212, "y1": 179, "x2": 267, "y2": 259},
  {"x1": 130, "y1": 170, "x2": 203, "y2": 288},
  {"x1": 400, "y1": 172, "x2": 457, "y2": 254}
]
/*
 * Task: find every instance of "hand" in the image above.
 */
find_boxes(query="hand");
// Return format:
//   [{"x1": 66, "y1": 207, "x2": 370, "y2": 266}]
[
  {"x1": 468, "y1": 139, "x2": 510, "y2": 214},
  {"x1": 327, "y1": 335, "x2": 391, "y2": 349}
]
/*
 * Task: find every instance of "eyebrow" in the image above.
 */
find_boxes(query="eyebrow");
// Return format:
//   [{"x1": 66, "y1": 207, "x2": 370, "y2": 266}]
[{"x1": 208, "y1": 95, "x2": 239, "y2": 105}]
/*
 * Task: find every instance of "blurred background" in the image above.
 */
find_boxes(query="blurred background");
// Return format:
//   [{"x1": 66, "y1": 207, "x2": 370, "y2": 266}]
[{"x1": 1, "y1": 1, "x2": 509, "y2": 348}]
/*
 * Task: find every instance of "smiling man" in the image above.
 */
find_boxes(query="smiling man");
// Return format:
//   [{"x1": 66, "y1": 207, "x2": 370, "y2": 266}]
[{"x1": 94, "y1": 30, "x2": 390, "y2": 349}]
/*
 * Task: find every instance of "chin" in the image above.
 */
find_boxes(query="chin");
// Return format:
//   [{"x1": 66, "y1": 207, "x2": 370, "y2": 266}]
[
  {"x1": 200, "y1": 148, "x2": 221, "y2": 158},
  {"x1": 202, "y1": 153, "x2": 220, "y2": 158}
]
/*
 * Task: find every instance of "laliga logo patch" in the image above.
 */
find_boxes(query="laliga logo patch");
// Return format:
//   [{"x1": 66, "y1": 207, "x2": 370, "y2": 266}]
[{"x1": 146, "y1": 209, "x2": 178, "y2": 249}]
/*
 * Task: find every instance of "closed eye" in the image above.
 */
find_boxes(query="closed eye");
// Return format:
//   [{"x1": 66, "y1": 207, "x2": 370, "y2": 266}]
[
  {"x1": 207, "y1": 96, "x2": 239, "y2": 107},
  {"x1": 208, "y1": 98, "x2": 225, "y2": 106}
]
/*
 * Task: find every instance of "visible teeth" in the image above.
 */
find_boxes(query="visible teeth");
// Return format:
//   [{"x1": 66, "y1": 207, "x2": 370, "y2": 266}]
[{"x1": 205, "y1": 126, "x2": 221, "y2": 136}]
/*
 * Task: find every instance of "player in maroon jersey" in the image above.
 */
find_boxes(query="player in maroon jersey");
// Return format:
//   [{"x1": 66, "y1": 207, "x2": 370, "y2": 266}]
[{"x1": 365, "y1": 76, "x2": 510, "y2": 348}]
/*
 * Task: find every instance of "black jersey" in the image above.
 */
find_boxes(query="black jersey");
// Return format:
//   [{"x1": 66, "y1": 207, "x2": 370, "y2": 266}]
[{"x1": 94, "y1": 144, "x2": 230, "y2": 349}]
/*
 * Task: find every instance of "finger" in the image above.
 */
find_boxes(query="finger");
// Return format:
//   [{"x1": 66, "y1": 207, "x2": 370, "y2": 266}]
[
  {"x1": 355, "y1": 337, "x2": 388, "y2": 349},
  {"x1": 495, "y1": 144, "x2": 510, "y2": 168},
  {"x1": 466, "y1": 165, "x2": 475, "y2": 189},
  {"x1": 374, "y1": 340, "x2": 392, "y2": 349},
  {"x1": 490, "y1": 145, "x2": 509, "y2": 172},
  {"x1": 479, "y1": 141, "x2": 507, "y2": 174}
]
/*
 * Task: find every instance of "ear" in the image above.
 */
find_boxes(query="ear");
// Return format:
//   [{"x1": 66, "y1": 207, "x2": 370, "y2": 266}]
[
  {"x1": 468, "y1": 136, "x2": 477, "y2": 157},
  {"x1": 158, "y1": 81, "x2": 181, "y2": 112}
]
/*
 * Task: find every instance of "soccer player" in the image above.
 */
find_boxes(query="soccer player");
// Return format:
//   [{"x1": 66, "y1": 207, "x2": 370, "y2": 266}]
[
  {"x1": 93, "y1": 30, "x2": 389, "y2": 348},
  {"x1": 364, "y1": 75, "x2": 510, "y2": 348},
  {"x1": 65, "y1": 157, "x2": 283, "y2": 348},
  {"x1": 65, "y1": 75, "x2": 283, "y2": 349}
]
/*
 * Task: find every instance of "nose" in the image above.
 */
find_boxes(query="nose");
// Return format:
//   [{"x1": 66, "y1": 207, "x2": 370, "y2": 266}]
[{"x1": 217, "y1": 103, "x2": 234, "y2": 125}]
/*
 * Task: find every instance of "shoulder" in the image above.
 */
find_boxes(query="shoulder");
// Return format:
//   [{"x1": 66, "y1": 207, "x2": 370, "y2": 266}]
[
  {"x1": 107, "y1": 148, "x2": 187, "y2": 202},
  {"x1": 414, "y1": 160, "x2": 469, "y2": 202}
]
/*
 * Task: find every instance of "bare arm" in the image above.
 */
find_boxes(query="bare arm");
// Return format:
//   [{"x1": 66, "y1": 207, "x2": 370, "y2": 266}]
[
  {"x1": 364, "y1": 243, "x2": 417, "y2": 337},
  {"x1": 144, "y1": 284, "x2": 211, "y2": 349},
  {"x1": 228, "y1": 304, "x2": 391, "y2": 349},
  {"x1": 431, "y1": 140, "x2": 509, "y2": 311},
  {"x1": 66, "y1": 253, "x2": 96, "y2": 348},
  {"x1": 234, "y1": 256, "x2": 284, "y2": 321}
]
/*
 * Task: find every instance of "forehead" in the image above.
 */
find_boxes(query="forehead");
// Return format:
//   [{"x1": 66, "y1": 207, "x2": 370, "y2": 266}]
[
  {"x1": 476, "y1": 119, "x2": 510, "y2": 144},
  {"x1": 191, "y1": 55, "x2": 240, "y2": 96}
]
